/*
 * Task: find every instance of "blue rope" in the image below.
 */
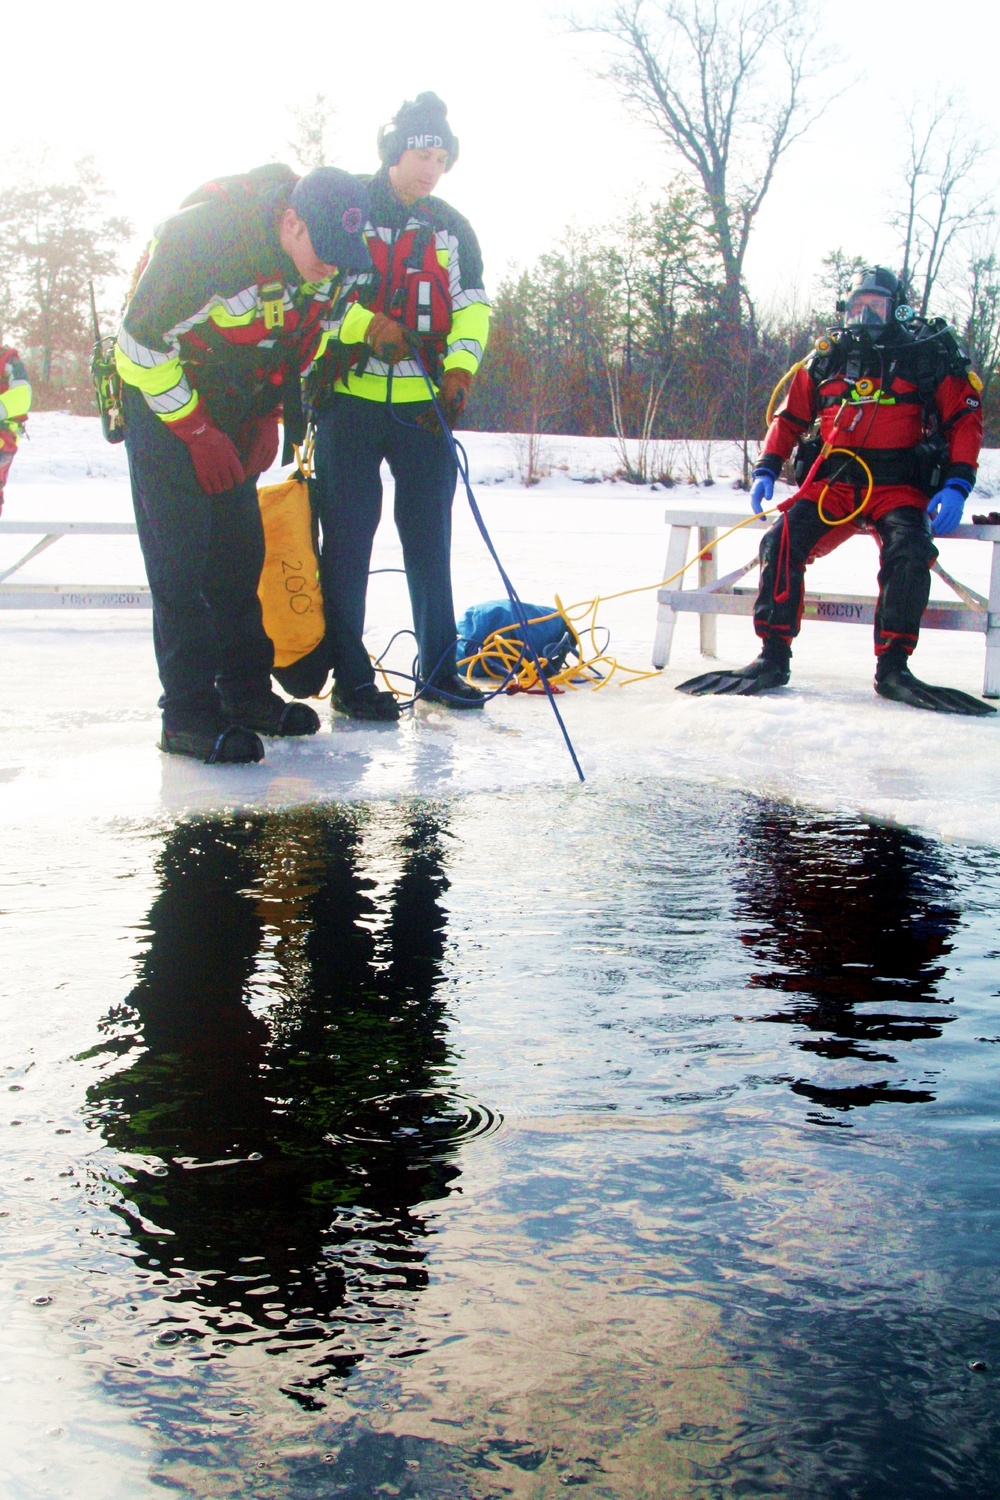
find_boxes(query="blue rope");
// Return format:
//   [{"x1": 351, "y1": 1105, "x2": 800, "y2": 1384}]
[
  {"x1": 369, "y1": 624, "x2": 528, "y2": 710},
  {"x1": 385, "y1": 352, "x2": 586, "y2": 783}
]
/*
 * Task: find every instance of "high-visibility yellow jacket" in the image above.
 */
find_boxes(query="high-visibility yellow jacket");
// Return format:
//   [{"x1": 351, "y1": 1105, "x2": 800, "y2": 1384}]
[
  {"x1": 115, "y1": 167, "x2": 351, "y2": 434},
  {"x1": 0, "y1": 348, "x2": 32, "y2": 448},
  {"x1": 320, "y1": 169, "x2": 490, "y2": 404}
]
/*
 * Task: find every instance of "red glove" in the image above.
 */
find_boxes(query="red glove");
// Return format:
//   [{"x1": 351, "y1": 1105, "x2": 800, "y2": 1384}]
[
  {"x1": 238, "y1": 414, "x2": 280, "y2": 477},
  {"x1": 168, "y1": 407, "x2": 245, "y2": 495},
  {"x1": 439, "y1": 368, "x2": 472, "y2": 427}
]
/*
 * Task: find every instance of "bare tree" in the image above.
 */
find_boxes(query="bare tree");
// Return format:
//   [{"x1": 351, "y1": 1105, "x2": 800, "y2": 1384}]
[
  {"x1": 604, "y1": 356, "x2": 668, "y2": 480},
  {"x1": 892, "y1": 96, "x2": 995, "y2": 316},
  {"x1": 0, "y1": 278, "x2": 15, "y2": 348},
  {"x1": 578, "y1": 0, "x2": 839, "y2": 328},
  {"x1": 606, "y1": 202, "x2": 649, "y2": 377},
  {"x1": 815, "y1": 247, "x2": 868, "y2": 312},
  {"x1": 962, "y1": 236, "x2": 1000, "y2": 397},
  {"x1": 286, "y1": 93, "x2": 339, "y2": 171}
]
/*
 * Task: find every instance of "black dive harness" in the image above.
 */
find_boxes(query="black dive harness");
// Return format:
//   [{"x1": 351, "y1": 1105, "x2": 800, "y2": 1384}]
[{"x1": 792, "y1": 322, "x2": 970, "y2": 498}]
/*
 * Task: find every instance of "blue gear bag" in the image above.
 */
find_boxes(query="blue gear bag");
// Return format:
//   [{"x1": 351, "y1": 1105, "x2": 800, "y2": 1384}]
[{"x1": 456, "y1": 600, "x2": 578, "y2": 681}]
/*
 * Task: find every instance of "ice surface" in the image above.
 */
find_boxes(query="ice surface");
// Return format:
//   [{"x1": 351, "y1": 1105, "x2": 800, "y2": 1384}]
[{"x1": 0, "y1": 413, "x2": 997, "y2": 844}]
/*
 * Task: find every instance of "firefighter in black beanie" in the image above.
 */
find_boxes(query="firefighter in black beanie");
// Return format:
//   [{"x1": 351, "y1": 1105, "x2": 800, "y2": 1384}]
[{"x1": 308, "y1": 92, "x2": 492, "y2": 720}]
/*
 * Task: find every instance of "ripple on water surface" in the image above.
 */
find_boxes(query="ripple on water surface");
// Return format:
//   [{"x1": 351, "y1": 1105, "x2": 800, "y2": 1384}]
[{"x1": 1, "y1": 783, "x2": 999, "y2": 1499}]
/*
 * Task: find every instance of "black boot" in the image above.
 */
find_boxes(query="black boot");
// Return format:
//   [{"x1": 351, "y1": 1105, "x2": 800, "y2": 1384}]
[
  {"x1": 160, "y1": 713, "x2": 265, "y2": 764},
  {"x1": 331, "y1": 682, "x2": 401, "y2": 722},
  {"x1": 677, "y1": 642, "x2": 791, "y2": 697},
  {"x1": 874, "y1": 650, "x2": 996, "y2": 717},
  {"x1": 419, "y1": 674, "x2": 486, "y2": 709},
  {"x1": 221, "y1": 691, "x2": 321, "y2": 737}
]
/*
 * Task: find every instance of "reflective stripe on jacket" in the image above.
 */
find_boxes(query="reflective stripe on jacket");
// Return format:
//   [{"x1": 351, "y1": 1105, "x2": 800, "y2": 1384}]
[{"x1": 116, "y1": 186, "x2": 350, "y2": 432}]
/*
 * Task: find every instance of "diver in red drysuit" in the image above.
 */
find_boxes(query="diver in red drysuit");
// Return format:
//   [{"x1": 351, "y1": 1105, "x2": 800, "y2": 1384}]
[{"x1": 678, "y1": 267, "x2": 995, "y2": 715}]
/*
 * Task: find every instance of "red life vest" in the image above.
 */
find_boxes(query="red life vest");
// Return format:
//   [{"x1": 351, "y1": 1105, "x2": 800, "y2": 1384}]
[
  {"x1": 333, "y1": 218, "x2": 453, "y2": 387},
  {"x1": 370, "y1": 220, "x2": 452, "y2": 343}
]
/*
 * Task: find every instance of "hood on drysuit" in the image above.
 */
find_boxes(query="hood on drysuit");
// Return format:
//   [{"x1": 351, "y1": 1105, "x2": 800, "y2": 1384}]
[{"x1": 840, "y1": 266, "x2": 913, "y2": 341}]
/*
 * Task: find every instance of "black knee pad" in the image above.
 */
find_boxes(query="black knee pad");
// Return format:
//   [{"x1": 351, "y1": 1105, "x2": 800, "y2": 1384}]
[{"x1": 877, "y1": 507, "x2": 938, "y2": 570}]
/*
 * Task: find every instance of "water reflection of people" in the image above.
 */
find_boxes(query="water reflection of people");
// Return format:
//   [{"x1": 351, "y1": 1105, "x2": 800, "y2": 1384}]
[
  {"x1": 86, "y1": 805, "x2": 456, "y2": 1400},
  {"x1": 735, "y1": 801, "x2": 960, "y2": 1111}
]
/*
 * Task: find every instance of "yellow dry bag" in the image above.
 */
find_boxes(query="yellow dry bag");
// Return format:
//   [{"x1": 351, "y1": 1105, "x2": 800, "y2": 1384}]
[{"x1": 256, "y1": 441, "x2": 325, "y2": 668}]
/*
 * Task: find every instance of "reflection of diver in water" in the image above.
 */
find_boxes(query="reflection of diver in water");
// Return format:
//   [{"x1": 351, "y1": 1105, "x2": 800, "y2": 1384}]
[
  {"x1": 86, "y1": 806, "x2": 456, "y2": 1396},
  {"x1": 735, "y1": 801, "x2": 960, "y2": 1111}
]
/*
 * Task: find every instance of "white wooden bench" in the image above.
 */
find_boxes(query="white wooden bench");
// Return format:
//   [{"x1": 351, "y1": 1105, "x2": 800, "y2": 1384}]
[
  {"x1": 652, "y1": 508, "x2": 1000, "y2": 698},
  {"x1": 0, "y1": 521, "x2": 150, "y2": 609}
]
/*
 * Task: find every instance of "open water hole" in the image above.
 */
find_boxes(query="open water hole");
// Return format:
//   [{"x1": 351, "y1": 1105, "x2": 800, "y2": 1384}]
[{"x1": 1, "y1": 779, "x2": 999, "y2": 1498}]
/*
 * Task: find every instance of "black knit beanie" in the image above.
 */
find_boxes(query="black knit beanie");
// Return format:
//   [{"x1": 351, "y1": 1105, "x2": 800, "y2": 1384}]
[{"x1": 377, "y1": 92, "x2": 459, "y2": 169}]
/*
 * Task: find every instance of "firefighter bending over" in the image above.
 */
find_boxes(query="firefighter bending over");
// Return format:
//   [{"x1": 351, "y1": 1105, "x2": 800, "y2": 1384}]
[{"x1": 116, "y1": 166, "x2": 373, "y2": 763}]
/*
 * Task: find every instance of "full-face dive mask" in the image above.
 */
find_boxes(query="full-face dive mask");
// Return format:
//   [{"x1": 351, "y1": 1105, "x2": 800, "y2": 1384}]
[{"x1": 842, "y1": 267, "x2": 912, "y2": 330}]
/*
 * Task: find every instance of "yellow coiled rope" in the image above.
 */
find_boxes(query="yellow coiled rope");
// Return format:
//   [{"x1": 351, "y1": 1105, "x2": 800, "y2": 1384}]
[{"x1": 379, "y1": 504, "x2": 787, "y2": 698}]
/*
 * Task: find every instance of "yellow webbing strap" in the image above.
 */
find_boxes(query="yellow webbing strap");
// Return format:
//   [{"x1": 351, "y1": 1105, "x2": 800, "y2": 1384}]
[{"x1": 292, "y1": 431, "x2": 314, "y2": 481}]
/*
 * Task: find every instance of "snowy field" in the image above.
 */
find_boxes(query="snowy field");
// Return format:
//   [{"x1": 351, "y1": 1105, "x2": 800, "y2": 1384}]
[{"x1": 1, "y1": 412, "x2": 997, "y2": 845}]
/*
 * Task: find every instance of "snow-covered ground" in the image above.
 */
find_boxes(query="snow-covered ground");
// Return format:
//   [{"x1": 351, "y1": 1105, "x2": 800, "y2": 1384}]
[{"x1": 1, "y1": 412, "x2": 997, "y2": 844}]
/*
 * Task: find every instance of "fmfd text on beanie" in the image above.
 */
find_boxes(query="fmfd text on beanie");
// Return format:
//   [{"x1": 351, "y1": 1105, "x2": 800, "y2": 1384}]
[{"x1": 377, "y1": 92, "x2": 459, "y2": 169}]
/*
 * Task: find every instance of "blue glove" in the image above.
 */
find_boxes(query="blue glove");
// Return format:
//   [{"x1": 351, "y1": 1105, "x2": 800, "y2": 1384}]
[
  {"x1": 927, "y1": 479, "x2": 971, "y2": 536},
  {"x1": 750, "y1": 470, "x2": 774, "y2": 515}
]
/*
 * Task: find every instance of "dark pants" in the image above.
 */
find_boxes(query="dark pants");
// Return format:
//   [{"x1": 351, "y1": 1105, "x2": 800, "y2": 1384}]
[
  {"x1": 0, "y1": 448, "x2": 13, "y2": 508},
  {"x1": 313, "y1": 394, "x2": 459, "y2": 691},
  {"x1": 755, "y1": 500, "x2": 939, "y2": 658},
  {"x1": 123, "y1": 385, "x2": 274, "y2": 727}
]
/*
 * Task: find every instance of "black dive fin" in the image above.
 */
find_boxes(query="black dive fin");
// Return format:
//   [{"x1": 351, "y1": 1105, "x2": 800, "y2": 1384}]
[
  {"x1": 676, "y1": 658, "x2": 791, "y2": 697},
  {"x1": 875, "y1": 668, "x2": 997, "y2": 717}
]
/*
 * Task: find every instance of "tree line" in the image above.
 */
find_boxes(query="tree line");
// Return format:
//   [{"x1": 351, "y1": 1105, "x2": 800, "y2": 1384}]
[
  {"x1": 466, "y1": 1, "x2": 1000, "y2": 459},
  {"x1": 464, "y1": 198, "x2": 1000, "y2": 466},
  {"x1": 0, "y1": 156, "x2": 130, "y2": 412},
  {"x1": 0, "y1": 95, "x2": 338, "y2": 415},
  {"x1": 2, "y1": 2, "x2": 999, "y2": 455}
]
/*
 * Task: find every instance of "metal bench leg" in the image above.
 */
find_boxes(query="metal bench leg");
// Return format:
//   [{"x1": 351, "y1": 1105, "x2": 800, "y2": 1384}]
[
  {"x1": 0, "y1": 533, "x2": 60, "y2": 585},
  {"x1": 698, "y1": 525, "x2": 718, "y2": 658},
  {"x1": 652, "y1": 525, "x2": 691, "y2": 668},
  {"x1": 985, "y1": 540, "x2": 1000, "y2": 698}
]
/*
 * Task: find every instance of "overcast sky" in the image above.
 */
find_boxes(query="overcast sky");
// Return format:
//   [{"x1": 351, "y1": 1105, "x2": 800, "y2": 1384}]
[{"x1": 9, "y1": 0, "x2": 1000, "y2": 315}]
